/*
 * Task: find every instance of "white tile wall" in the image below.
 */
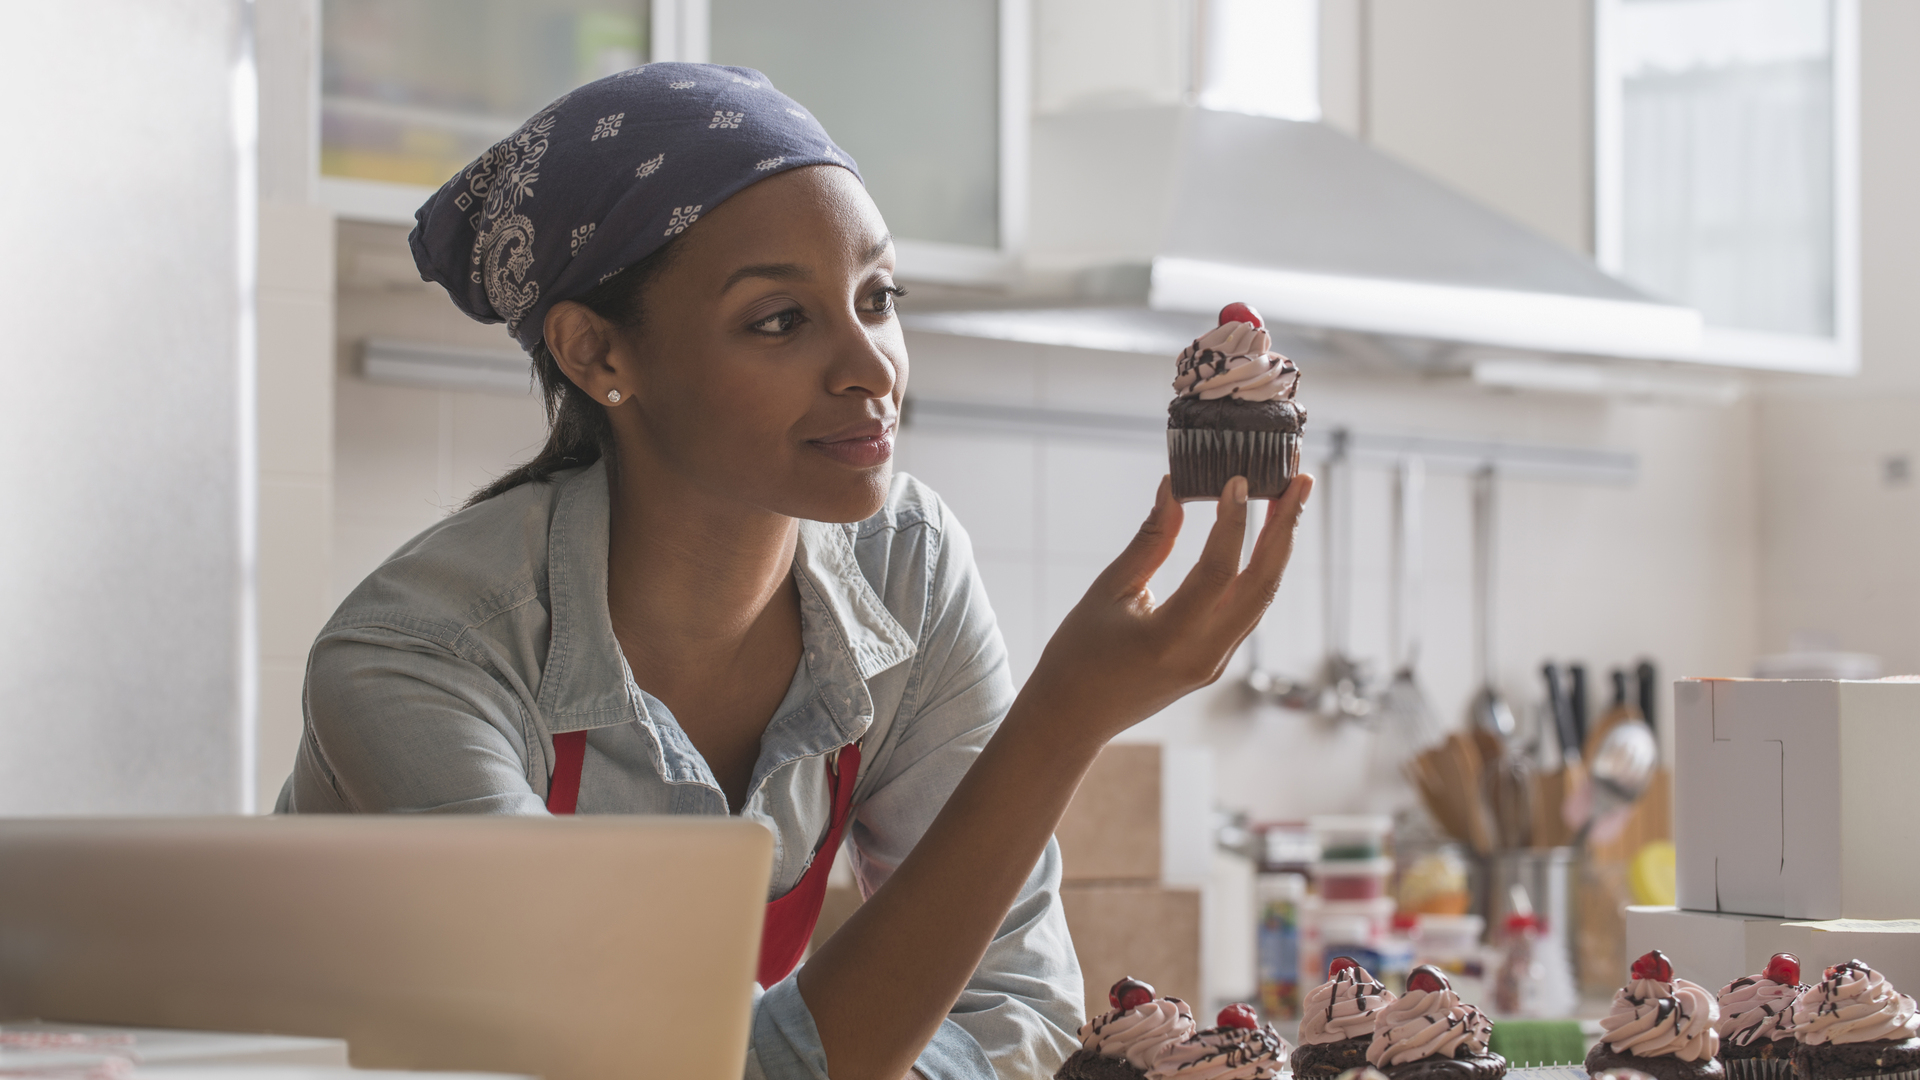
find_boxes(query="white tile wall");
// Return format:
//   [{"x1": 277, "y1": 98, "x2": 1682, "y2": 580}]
[
  {"x1": 329, "y1": 227, "x2": 549, "y2": 601},
  {"x1": 256, "y1": 201, "x2": 336, "y2": 810}
]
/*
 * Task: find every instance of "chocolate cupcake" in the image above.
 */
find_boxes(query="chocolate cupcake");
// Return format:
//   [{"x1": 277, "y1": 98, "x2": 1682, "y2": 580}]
[
  {"x1": 1167, "y1": 302, "x2": 1303, "y2": 503},
  {"x1": 1293, "y1": 957, "x2": 1398, "y2": 1078},
  {"x1": 1785, "y1": 960, "x2": 1920, "y2": 1080},
  {"x1": 1717, "y1": 954, "x2": 1809, "y2": 1080},
  {"x1": 1147, "y1": 1003, "x2": 1290, "y2": 1080},
  {"x1": 1057, "y1": 977, "x2": 1197, "y2": 1080},
  {"x1": 1586, "y1": 950, "x2": 1725, "y2": 1080},
  {"x1": 1365, "y1": 964, "x2": 1507, "y2": 1080}
]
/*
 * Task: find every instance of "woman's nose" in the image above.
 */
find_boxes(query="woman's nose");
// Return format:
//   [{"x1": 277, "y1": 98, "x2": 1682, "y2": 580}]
[{"x1": 829, "y1": 314, "x2": 899, "y2": 401}]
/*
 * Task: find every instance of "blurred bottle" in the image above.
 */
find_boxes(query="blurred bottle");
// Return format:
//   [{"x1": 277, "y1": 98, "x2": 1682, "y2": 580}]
[{"x1": 1256, "y1": 871, "x2": 1306, "y2": 1019}]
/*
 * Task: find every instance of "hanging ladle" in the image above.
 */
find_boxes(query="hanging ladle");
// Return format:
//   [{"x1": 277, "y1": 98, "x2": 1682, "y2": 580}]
[{"x1": 1469, "y1": 466, "x2": 1516, "y2": 739}]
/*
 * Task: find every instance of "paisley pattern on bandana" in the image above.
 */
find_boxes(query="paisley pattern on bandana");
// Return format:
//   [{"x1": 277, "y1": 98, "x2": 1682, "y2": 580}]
[
  {"x1": 462, "y1": 96, "x2": 567, "y2": 335},
  {"x1": 411, "y1": 62, "x2": 860, "y2": 351}
]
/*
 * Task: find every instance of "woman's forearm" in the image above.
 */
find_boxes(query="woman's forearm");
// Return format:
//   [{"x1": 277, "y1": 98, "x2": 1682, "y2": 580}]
[
  {"x1": 798, "y1": 475, "x2": 1311, "y2": 1080},
  {"x1": 797, "y1": 684, "x2": 1103, "y2": 1080}
]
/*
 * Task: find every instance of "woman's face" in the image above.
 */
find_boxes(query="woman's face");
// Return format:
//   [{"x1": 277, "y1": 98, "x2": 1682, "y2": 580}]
[{"x1": 595, "y1": 165, "x2": 905, "y2": 525}]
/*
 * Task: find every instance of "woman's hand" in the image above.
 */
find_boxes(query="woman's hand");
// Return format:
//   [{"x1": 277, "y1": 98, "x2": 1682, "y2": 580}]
[{"x1": 1018, "y1": 472, "x2": 1314, "y2": 751}]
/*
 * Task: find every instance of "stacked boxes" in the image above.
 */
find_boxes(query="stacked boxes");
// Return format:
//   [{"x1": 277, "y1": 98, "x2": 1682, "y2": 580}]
[
  {"x1": 1624, "y1": 678, "x2": 1920, "y2": 990},
  {"x1": 1057, "y1": 743, "x2": 1203, "y2": 1015}
]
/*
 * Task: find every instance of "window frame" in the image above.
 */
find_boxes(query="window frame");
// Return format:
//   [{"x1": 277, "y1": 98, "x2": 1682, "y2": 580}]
[{"x1": 1592, "y1": 0, "x2": 1860, "y2": 375}]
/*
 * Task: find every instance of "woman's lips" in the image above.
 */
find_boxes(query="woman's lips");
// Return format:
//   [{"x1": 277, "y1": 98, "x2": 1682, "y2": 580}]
[{"x1": 809, "y1": 422, "x2": 895, "y2": 468}]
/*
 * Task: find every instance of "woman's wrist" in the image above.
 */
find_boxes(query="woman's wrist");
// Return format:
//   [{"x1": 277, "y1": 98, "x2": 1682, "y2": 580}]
[{"x1": 997, "y1": 677, "x2": 1114, "y2": 767}]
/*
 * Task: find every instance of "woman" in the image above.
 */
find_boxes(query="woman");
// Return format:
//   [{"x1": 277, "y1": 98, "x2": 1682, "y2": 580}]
[{"x1": 280, "y1": 64, "x2": 1312, "y2": 1080}]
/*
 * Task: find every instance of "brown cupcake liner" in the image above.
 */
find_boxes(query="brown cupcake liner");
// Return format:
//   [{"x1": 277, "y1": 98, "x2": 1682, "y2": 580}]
[
  {"x1": 1167, "y1": 428, "x2": 1302, "y2": 502},
  {"x1": 1725, "y1": 1060, "x2": 1794, "y2": 1080}
]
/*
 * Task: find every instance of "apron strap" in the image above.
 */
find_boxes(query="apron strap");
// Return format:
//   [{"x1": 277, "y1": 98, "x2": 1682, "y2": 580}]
[
  {"x1": 544, "y1": 731, "x2": 862, "y2": 989},
  {"x1": 756, "y1": 740, "x2": 862, "y2": 988},
  {"x1": 546, "y1": 731, "x2": 587, "y2": 814}
]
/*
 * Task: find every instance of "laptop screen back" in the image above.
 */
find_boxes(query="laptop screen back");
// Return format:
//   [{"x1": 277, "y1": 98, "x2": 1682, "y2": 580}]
[{"x1": 0, "y1": 816, "x2": 771, "y2": 1080}]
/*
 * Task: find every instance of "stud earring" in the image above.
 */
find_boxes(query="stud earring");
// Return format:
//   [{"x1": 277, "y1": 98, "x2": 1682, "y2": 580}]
[{"x1": 606, "y1": 389, "x2": 622, "y2": 404}]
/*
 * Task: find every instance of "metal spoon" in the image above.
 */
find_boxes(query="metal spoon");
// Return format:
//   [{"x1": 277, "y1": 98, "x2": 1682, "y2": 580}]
[{"x1": 1589, "y1": 703, "x2": 1657, "y2": 820}]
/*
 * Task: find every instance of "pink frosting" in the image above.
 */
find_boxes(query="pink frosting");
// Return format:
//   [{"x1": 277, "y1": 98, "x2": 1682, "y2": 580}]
[
  {"x1": 1299, "y1": 964, "x2": 1397, "y2": 1045},
  {"x1": 1717, "y1": 974, "x2": 1806, "y2": 1046},
  {"x1": 1079, "y1": 998, "x2": 1197, "y2": 1070},
  {"x1": 1366, "y1": 984, "x2": 1492, "y2": 1066},
  {"x1": 1600, "y1": 977, "x2": 1720, "y2": 1062},
  {"x1": 1146, "y1": 1025, "x2": 1289, "y2": 1080},
  {"x1": 1172, "y1": 322, "x2": 1300, "y2": 403},
  {"x1": 1788, "y1": 961, "x2": 1920, "y2": 1046}
]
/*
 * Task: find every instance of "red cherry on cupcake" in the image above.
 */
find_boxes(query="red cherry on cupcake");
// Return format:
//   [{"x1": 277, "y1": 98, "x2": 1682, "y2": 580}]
[
  {"x1": 1765, "y1": 953, "x2": 1801, "y2": 986},
  {"x1": 1217, "y1": 1003, "x2": 1260, "y2": 1030},
  {"x1": 1328, "y1": 955, "x2": 1360, "y2": 978},
  {"x1": 1631, "y1": 949, "x2": 1674, "y2": 982},
  {"x1": 1218, "y1": 302, "x2": 1263, "y2": 329},
  {"x1": 1109, "y1": 976, "x2": 1156, "y2": 1012},
  {"x1": 1407, "y1": 965, "x2": 1451, "y2": 994}
]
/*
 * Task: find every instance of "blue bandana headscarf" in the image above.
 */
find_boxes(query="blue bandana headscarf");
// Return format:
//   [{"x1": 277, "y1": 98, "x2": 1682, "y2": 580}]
[{"x1": 410, "y1": 62, "x2": 860, "y2": 351}]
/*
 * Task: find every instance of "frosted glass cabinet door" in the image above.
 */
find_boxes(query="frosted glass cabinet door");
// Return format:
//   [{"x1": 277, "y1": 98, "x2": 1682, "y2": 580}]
[
  {"x1": 709, "y1": 0, "x2": 1002, "y2": 252},
  {"x1": 1595, "y1": 0, "x2": 1859, "y2": 373},
  {"x1": 321, "y1": 0, "x2": 650, "y2": 190}
]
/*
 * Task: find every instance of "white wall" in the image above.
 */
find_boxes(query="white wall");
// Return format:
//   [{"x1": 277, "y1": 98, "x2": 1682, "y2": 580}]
[
  {"x1": 0, "y1": 1, "x2": 253, "y2": 813},
  {"x1": 1755, "y1": 0, "x2": 1920, "y2": 673}
]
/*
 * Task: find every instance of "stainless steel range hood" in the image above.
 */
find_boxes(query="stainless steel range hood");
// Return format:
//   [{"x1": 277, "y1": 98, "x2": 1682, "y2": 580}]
[{"x1": 904, "y1": 106, "x2": 1704, "y2": 370}]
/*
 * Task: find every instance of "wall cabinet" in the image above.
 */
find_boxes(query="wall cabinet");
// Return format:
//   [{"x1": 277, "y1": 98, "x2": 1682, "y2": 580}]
[{"x1": 315, "y1": 0, "x2": 1021, "y2": 284}]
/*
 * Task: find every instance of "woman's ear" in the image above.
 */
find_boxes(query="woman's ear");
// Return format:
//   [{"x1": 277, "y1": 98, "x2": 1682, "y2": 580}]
[{"x1": 543, "y1": 301, "x2": 630, "y2": 405}]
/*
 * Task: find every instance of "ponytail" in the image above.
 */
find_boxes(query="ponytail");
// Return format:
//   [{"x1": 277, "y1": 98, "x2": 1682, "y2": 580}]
[{"x1": 463, "y1": 238, "x2": 681, "y2": 508}]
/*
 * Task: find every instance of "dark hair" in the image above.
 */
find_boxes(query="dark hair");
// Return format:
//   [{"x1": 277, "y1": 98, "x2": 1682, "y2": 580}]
[{"x1": 464, "y1": 239, "x2": 682, "y2": 508}]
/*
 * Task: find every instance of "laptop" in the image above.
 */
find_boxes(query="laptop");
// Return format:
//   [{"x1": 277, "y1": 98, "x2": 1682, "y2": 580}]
[{"x1": 0, "y1": 816, "x2": 772, "y2": 1080}]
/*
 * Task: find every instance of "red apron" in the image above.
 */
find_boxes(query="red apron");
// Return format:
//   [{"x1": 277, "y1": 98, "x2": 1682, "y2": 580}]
[{"x1": 546, "y1": 730, "x2": 861, "y2": 988}]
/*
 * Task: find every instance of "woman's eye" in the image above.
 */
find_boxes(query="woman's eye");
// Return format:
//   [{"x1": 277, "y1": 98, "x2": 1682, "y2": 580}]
[
  {"x1": 749, "y1": 308, "x2": 803, "y2": 334},
  {"x1": 869, "y1": 285, "x2": 907, "y2": 315}
]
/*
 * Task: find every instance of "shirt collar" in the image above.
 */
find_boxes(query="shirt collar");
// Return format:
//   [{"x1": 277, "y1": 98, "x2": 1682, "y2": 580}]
[{"x1": 536, "y1": 460, "x2": 917, "y2": 739}]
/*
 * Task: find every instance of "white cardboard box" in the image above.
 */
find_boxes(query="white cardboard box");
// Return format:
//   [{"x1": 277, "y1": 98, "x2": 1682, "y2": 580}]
[
  {"x1": 1623, "y1": 905, "x2": 1760, "y2": 992},
  {"x1": 1627, "y1": 907, "x2": 1920, "y2": 996},
  {"x1": 1673, "y1": 678, "x2": 1920, "y2": 920}
]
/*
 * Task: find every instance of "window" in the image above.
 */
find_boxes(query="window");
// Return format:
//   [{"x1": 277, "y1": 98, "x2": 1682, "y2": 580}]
[
  {"x1": 1595, "y1": 0, "x2": 1858, "y2": 373},
  {"x1": 319, "y1": 0, "x2": 649, "y2": 220}
]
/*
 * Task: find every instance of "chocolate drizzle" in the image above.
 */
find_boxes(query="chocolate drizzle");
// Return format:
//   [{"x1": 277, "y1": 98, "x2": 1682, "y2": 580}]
[
  {"x1": 1328, "y1": 966, "x2": 1391, "y2": 1024},
  {"x1": 1152, "y1": 1023, "x2": 1289, "y2": 1079}
]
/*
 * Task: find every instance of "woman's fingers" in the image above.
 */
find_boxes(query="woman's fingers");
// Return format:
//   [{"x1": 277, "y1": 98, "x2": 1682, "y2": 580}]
[
  {"x1": 1091, "y1": 476, "x2": 1183, "y2": 598},
  {"x1": 1219, "y1": 473, "x2": 1314, "y2": 633},
  {"x1": 1163, "y1": 476, "x2": 1251, "y2": 620}
]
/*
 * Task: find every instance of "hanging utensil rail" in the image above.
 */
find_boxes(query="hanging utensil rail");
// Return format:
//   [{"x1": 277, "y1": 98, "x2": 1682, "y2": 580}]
[{"x1": 902, "y1": 399, "x2": 1637, "y2": 485}]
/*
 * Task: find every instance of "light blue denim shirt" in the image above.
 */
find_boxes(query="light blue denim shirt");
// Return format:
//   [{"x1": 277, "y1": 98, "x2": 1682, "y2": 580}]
[{"x1": 275, "y1": 460, "x2": 1083, "y2": 1079}]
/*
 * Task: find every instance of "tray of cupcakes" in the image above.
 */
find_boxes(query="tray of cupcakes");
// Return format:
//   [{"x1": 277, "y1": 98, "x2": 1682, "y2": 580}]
[
  {"x1": 1055, "y1": 975, "x2": 1290, "y2": 1079},
  {"x1": 1584, "y1": 949, "x2": 1920, "y2": 1080},
  {"x1": 1056, "y1": 957, "x2": 1512, "y2": 1080}
]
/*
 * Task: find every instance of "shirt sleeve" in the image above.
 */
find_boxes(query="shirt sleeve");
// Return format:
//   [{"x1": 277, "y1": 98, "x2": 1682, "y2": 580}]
[
  {"x1": 281, "y1": 625, "x2": 548, "y2": 814},
  {"x1": 835, "y1": 502, "x2": 1086, "y2": 1079}
]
